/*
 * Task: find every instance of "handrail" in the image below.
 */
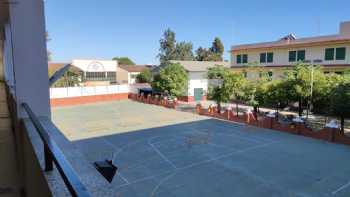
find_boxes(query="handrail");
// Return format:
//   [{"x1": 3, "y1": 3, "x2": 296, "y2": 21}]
[{"x1": 21, "y1": 103, "x2": 91, "y2": 197}]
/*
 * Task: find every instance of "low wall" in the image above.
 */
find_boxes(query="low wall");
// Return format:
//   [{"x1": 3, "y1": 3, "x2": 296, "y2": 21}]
[
  {"x1": 194, "y1": 104, "x2": 350, "y2": 146},
  {"x1": 129, "y1": 94, "x2": 177, "y2": 109},
  {"x1": 50, "y1": 93, "x2": 129, "y2": 107},
  {"x1": 50, "y1": 84, "x2": 150, "y2": 107}
]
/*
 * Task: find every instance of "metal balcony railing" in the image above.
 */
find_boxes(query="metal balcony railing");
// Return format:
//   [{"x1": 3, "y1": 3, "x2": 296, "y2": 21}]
[{"x1": 22, "y1": 103, "x2": 91, "y2": 197}]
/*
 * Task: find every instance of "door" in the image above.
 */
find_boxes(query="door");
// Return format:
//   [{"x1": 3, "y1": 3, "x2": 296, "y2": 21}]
[{"x1": 194, "y1": 88, "x2": 203, "y2": 101}]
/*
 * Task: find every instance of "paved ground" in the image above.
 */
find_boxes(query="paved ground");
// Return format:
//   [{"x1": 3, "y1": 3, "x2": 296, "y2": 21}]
[{"x1": 52, "y1": 100, "x2": 350, "y2": 197}]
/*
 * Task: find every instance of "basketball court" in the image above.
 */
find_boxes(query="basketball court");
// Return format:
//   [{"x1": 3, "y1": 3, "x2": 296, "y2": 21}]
[{"x1": 52, "y1": 100, "x2": 350, "y2": 197}]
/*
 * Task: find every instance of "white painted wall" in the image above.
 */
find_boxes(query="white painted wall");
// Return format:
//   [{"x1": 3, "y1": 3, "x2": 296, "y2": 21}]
[
  {"x1": 2, "y1": 0, "x2": 51, "y2": 117},
  {"x1": 50, "y1": 84, "x2": 150, "y2": 98},
  {"x1": 187, "y1": 72, "x2": 208, "y2": 96},
  {"x1": 231, "y1": 43, "x2": 350, "y2": 67},
  {"x1": 128, "y1": 72, "x2": 140, "y2": 84}
]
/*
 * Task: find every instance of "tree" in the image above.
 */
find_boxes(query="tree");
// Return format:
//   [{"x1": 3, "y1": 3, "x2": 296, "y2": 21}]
[
  {"x1": 174, "y1": 41, "x2": 194, "y2": 61},
  {"x1": 210, "y1": 37, "x2": 224, "y2": 61},
  {"x1": 195, "y1": 47, "x2": 210, "y2": 61},
  {"x1": 49, "y1": 66, "x2": 82, "y2": 87},
  {"x1": 195, "y1": 37, "x2": 224, "y2": 61},
  {"x1": 46, "y1": 31, "x2": 52, "y2": 61},
  {"x1": 330, "y1": 82, "x2": 350, "y2": 133},
  {"x1": 207, "y1": 65, "x2": 245, "y2": 113},
  {"x1": 158, "y1": 29, "x2": 177, "y2": 64},
  {"x1": 151, "y1": 63, "x2": 188, "y2": 97},
  {"x1": 112, "y1": 57, "x2": 135, "y2": 65},
  {"x1": 284, "y1": 63, "x2": 325, "y2": 117},
  {"x1": 136, "y1": 69, "x2": 152, "y2": 83}
]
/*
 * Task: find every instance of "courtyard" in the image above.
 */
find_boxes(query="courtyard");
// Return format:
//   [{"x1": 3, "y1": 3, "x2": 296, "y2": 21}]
[{"x1": 52, "y1": 100, "x2": 350, "y2": 197}]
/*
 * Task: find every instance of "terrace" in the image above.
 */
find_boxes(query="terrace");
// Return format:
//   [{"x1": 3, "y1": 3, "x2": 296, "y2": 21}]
[{"x1": 1, "y1": 0, "x2": 350, "y2": 196}]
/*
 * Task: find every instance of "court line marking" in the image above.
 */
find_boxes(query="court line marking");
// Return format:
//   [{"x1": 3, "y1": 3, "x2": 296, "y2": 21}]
[
  {"x1": 208, "y1": 124, "x2": 275, "y2": 143},
  {"x1": 148, "y1": 139, "x2": 178, "y2": 170},
  {"x1": 114, "y1": 140, "x2": 281, "y2": 189},
  {"x1": 332, "y1": 180, "x2": 350, "y2": 195},
  {"x1": 150, "y1": 172, "x2": 177, "y2": 197},
  {"x1": 117, "y1": 173, "x2": 130, "y2": 184},
  {"x1": 199, "y1": 129, "x2": 263, "y2": 144}
]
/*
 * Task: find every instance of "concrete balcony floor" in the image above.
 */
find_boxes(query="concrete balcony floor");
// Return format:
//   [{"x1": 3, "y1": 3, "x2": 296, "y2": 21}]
[{"x1": 0, "y1": 82, "x2": 21, "y2": 197}]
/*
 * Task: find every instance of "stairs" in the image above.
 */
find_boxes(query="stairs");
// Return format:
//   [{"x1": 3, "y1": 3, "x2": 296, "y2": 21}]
[{"x1": 0, "y1": 82, "x2": 21, "y2": 197}]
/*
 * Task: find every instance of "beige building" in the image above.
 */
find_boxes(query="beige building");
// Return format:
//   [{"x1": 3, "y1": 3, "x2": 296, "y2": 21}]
[
  {"x1": 231, "y1": 21, "x2": 350, "y2": 80},
  {"x1": 117, "y1": 65, "x2": 149, "y2": 84}
]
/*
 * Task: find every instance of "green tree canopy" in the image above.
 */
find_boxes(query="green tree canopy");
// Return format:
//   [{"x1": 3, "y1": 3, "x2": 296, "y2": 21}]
[
  {"x1": 207, "y1": 65, "x2": 246, "y2": 113},
  {"x1": 195, "y1": 37, "x2": 224, "y2": 61},
  {"x1": 174, "y1": 41, "x2": 194, "y2": 61},
  {"x1": 330, "y1": 81, "x2": 350, "y2": 133},
  {"x1": 112, "y1": 57, "x2": 136, "y2": 65},
  {"x1": 151, "y1": 63, "x2": 188, "y2": 97},
  {"x1": 136, "y1": 69, "x2": 152, "y2": 83},
  {"x1": 158, "y1": 29, "x2": 194, "y2": 64}
]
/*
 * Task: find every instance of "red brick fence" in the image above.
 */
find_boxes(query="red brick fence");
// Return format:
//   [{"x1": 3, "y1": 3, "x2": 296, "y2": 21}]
[
  {"x1": 194, "y1": 104, "x2": 350, "y2": 146},
  {"x1": 128, "y1": 93, "x2": 177, "y2": 109}
]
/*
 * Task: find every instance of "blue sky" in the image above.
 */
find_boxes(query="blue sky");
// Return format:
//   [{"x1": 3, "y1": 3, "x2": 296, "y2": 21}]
[{"x1": 45, "y1": 0, "x2": 350, "y2": 65}]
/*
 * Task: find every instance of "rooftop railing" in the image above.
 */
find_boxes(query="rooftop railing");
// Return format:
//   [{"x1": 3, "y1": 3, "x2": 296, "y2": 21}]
[{"x1": 22, "y1": 103, "x2": 91, "y2": 197}]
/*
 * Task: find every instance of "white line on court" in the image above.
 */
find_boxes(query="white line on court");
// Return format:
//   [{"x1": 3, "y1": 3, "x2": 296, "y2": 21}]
[
  {"x1": 114, "y1": 140, "x2": 281, "y2": 189},
  {"x1": 332, "y1": 180, "x2": 350, "y2": 195},
  {"x1": 118, "y1": 173, "x2": 130, "y2": 184},
  {"x1": 149, "y1": 142, "x2": 178, "y2": 169},
  {"x1": 150, "y1": 172, "x2": 177, "y2": 197}
]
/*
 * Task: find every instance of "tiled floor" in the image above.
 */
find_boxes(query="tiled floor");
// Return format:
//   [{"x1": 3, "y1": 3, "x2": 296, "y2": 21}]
[{"x1": 0, "y1": 83, "x2": 20, "y2": 197}]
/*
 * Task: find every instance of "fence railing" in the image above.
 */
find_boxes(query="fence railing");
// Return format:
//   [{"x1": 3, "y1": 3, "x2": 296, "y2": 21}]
[{"x1": 22, "y1": 103, "x2": 91, "y2": 197}]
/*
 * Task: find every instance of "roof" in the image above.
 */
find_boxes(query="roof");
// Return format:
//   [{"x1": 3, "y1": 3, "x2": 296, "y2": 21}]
[
  {"x1": 230, "y1": 64, "x2": 350, "y2": 69},
  {"x1": 48, "y1": 63, "x2": 68, "y2": 75},
  {"x1": 170, "y1": 60, "x2": 230, "y2": 72},
  {"x1": 48, "y1": 62, "x2": 82, "y2": 76},
  {"x1": 119, "y1": 65, "x2": 149, "y2": 72},
  {"x1": 231, "y1": 34, "x2": 350, "y2": 51}
]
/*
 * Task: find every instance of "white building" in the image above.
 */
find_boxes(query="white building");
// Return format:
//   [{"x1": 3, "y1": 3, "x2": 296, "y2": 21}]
[
  {"x1": 170, "y1": 61, "x2": 230, "y2": 102},
  {"x1": 72, "y1": 59, "x2": 118, "y2": 85}
]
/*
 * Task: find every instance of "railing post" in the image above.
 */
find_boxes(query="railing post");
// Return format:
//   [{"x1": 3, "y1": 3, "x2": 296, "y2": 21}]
[{"x1": 44, "y1": 145, "x2": 53, "y2": 171}]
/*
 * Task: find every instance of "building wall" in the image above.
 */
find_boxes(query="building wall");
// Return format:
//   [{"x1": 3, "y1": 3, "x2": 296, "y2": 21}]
[
  {"x1": 72, "y1": 59, "x2": 118, "y2": 72},
  {"x1": 187, "y1": 72, "x2": 208, "y2": 97},
  {"x1": 128, "y1": 72, "x2": 140, "y2": 84},
  {"x1": 116, "y1": 67, "x2": 129, "y2": 84},
  {"x1": 231, "y1": 43, "x2": 350, "y2": 67}
]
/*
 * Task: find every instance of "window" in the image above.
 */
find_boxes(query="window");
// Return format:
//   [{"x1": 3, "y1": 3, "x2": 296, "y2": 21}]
[
  {"x1": 267, "y1": 52, "x2": 274, "y2": 63},
  {"x1": 260, "y1": 53, "x2": 266, "y2": 63},
  {"x1": 325, "y1": 48, "x2": 335, "y2": 60},
  {"x1": 297, "y1": 50, "x2": 305, "y2": 61},
  {"x1": 236, "y1": 54, "x2": 248, "y2": 64},
  {"x1": 335, "y1": 71, "x2": 344, "y2": 75},
  {"x1": 242, "y1": 54, "x2": 248, "y2": 63},
  {"x1": 260, "y1": 52, "x2": 273, "y2": 63},
  {"x1": 325, "y1": 47, "x2": 346, "y2": 61},
  {"x1": 106, "y1": 72, "x2": 116, "y2": 81},
  {"x1": 289, "y1": 51, "x2": 297, "y2": 62},
  {"x1": 236, "y1": 55, "x2": 242, "y2": 64},
  {"x1": 85, "y1": 72, "x2": 106, "y2": 81},
  {"x1": 336, "y1": 47, "x2": 346, "y2": 60}
]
